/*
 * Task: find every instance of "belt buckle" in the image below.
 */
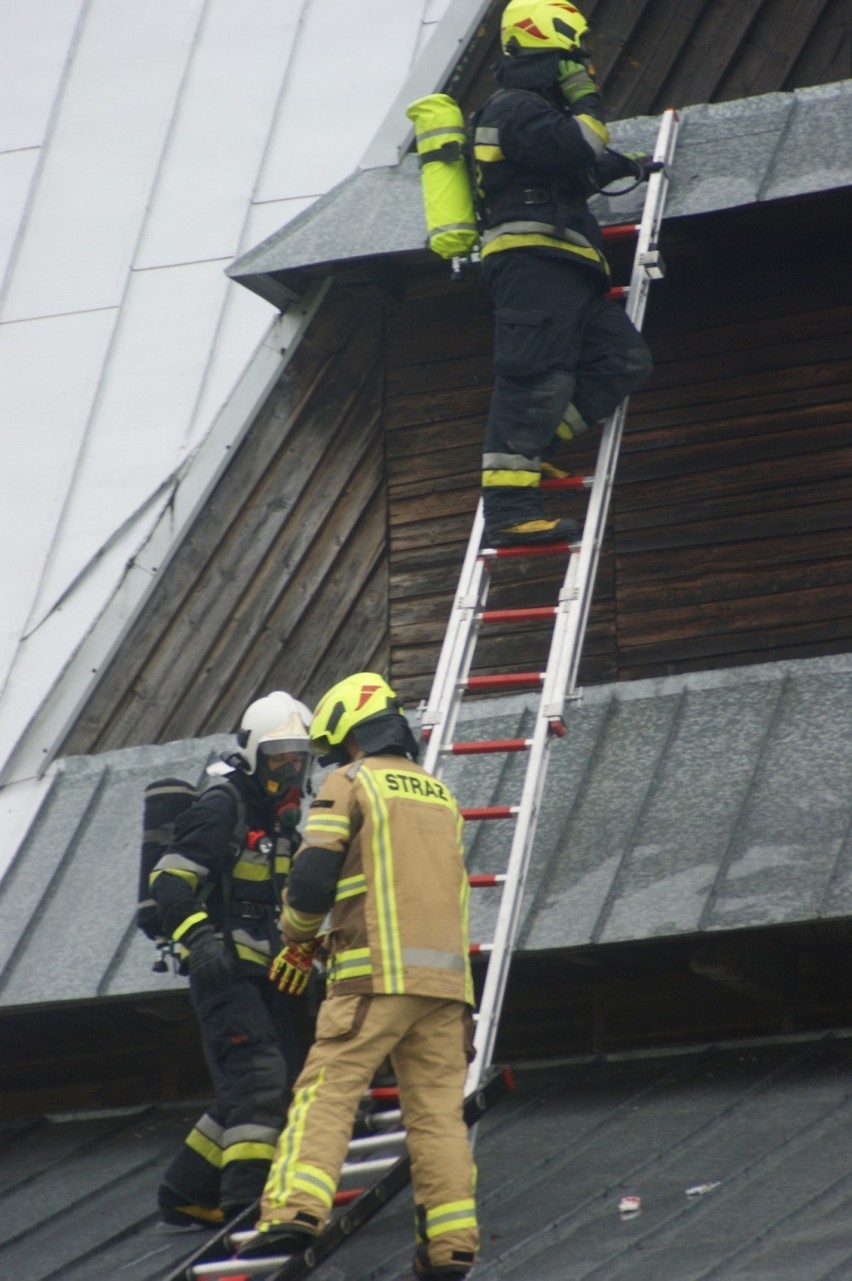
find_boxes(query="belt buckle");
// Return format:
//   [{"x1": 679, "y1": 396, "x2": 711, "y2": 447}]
[{"x1": 238, "y1": 901, "x2": 265, "y2": 921}]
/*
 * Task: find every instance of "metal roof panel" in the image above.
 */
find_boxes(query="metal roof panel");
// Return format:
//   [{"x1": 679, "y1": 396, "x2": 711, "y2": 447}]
[
  {"x1": 8, "y1": 1038, "x2": 852, "y2": 1279},
  {"x1": 0, "y1": 0, "x2": 83, "y2": 153},
  {"x1": 229, "y1": 82, "x2": 852, "y2": 288},
  {"x1": 8, "y1": 653, "x2": 852, "y2": 1010}
]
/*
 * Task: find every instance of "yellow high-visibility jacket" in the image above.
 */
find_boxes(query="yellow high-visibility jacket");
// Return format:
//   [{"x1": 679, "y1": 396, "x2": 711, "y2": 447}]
[{"x1": 282, "y1": 753, "x2": 474, "y2": 1006}]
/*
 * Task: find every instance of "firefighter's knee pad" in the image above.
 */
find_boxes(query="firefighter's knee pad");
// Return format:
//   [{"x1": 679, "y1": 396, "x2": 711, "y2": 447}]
[
  {"x1": 251, "y1": 1043, "x2": 289, "y2": 1113},
  {"x1": 624, "y1": 335, "x2": 653, "y2": 390},
  {"x1": 555, "y1": 401, "x2": 588, "y2": 443},
  {"x1": 507, "y1": 369, "x2": 576, "y2": 457}
]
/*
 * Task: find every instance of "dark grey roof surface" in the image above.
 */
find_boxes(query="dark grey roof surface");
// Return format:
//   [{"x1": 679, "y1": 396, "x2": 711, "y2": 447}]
[
  {"x1": 5, "y1": 651, "x2": 852, "y2": 1011},
  {"x1": 454, "y1": 650, "x2": 852, "y2": 957},
  {"x1": 228, "y1": 81, "x2": 852, "y2": 300},
  {"x1": 0, "y1": 734, "x2": 233, "y2": 1011},
  {"x1": 7, "y1": 1033, "x2": 852, "y2": 1280}
]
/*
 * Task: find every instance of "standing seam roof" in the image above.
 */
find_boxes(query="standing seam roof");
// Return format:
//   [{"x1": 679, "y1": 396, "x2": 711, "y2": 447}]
[{"x1": 5, "y1": 652, "x2": 852, "y2": 1010}]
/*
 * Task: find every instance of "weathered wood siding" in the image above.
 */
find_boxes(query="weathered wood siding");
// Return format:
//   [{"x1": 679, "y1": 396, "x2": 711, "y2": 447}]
[
  {"x1": 455, "y1": 0, "x2": 851, "y2": 122},
  {"x1": 616, "y1": 194, "x2": 852, "y2": 678},
  {"x1": 63, "y1": 189, "x2": 851, "y2": 750},
  {"x1": 63, "y1": 284, "x2": 388, "y2": 754},
  {"x1": 385, "y1": 190, "x2": 852, "y2": 705}
]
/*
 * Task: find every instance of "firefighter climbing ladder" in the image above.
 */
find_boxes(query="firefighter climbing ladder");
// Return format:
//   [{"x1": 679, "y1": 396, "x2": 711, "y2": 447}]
[
  {"x1": 175, "y1": 105, "x2": 678, "y2": 1281},
  {"x1": 423, "y1": 105, "x2": 680, "y2": 1097}
]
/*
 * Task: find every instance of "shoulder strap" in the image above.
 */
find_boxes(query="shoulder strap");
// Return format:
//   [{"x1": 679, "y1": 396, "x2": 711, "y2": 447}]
[{"x1": 202, "y1": 776, "x2": 249, "y2": 853}]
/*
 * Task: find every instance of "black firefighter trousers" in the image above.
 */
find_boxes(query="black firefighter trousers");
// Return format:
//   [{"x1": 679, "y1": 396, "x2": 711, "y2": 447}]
[
  {"x1": 481, "y1": 250, "x2": 652, "y2": 533},
  {"x1": 160, "y1": 969, "x2": 301, "y2": 1215}
]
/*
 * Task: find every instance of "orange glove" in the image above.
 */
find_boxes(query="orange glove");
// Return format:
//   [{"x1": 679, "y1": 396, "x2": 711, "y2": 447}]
[{"x1": 269, "y1": 939, "x2": 320, "y2": 996}]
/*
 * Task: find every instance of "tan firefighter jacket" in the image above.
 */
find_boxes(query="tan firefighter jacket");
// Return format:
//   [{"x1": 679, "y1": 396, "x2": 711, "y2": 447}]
[{"x1": 281, "y1": 753, "x2": 474, "y2": 1006}]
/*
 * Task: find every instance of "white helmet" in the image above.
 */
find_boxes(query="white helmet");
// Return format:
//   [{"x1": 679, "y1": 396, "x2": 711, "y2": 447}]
[
  {"x1": 238, "y1": 691, "x2": 312, "y2": 773},
  {"x1": 209, "y1": 691, "x2": 313, "y2": 796}
]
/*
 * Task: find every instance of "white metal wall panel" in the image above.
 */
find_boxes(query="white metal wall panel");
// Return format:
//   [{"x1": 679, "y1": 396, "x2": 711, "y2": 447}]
[
  {"x1": 256, "y1": 0, "x2": 424, "y2": 202},
  {"x1": 0, "y1": 0, "x2": 450, "y2": 802},
  {"x1": 30, "y1": 261, "x2": 237, "y2": 620},
  {"x1": 135, "y1": 0, "x2": 308, "y2": 270},
  {"x1": 1, "y1": 0, "x2": 204, "y2": 322},
  {"x1": 0, "y1": 151, "x2": 38, "y2": 279},
  {"x1": 422, "y1": 0, "x2": 453, "y2": 19},
  {"x1": 190, "y1": 276, "x2": 284, "y2": 435},
  {"x1": 242, "y1": 196, "x2": 318, "y2": 246},
  {"x1": 0, "y1": 309, "x2": 118, "y2": 687},
  {"x1": 415, "y1": 0, "x2": 453, "y2": 58},
  {"x1": 0, "y1": 0, "x2": 83, "y2": 152},
  {"x1": 1, "y1": 514, "x2": 159, "y2": 771}
]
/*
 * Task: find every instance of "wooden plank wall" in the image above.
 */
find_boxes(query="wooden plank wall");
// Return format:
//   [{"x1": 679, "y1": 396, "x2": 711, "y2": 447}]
[
  {"x1": 385, "y1": 190, "x2": 852, "y2": 706},
  {"x1": 63, "y1": 283, "x2": 389, "y2": 754},
  {"x1": 455, "y1": 0, "x2": 850, "y2": 123},
  {"x1": 615, "y1": 193, "x2": 852, "y2": 679}
]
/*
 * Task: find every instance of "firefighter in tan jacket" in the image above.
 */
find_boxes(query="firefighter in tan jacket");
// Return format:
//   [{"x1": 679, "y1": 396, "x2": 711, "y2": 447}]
[{"x1": 239, "y1": 672, "x2": 478, "y2": 1281}]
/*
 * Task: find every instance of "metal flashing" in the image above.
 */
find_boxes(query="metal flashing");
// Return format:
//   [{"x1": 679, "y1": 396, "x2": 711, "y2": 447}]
[{"x1": 228, "y1": 81, "x2": 852, "y2": 297}]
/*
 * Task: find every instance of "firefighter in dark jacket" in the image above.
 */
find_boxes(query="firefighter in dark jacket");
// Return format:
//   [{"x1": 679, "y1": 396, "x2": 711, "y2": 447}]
[
  {"x1": 477, "y1": 0, "x2": 654, "y2": 547},
  {"x1": 239, "y1": 673, "x2": 477, "y2": 1281},
  {"x1": 152, "y1": 691, "x2": 313, "y2": 1228}
]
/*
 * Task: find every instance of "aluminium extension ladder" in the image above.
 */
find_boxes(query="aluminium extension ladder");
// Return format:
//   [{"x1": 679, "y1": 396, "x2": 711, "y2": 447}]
[
  {"x1": 175, "y1": 106, "x2": 679, "y2": 1281},
  {"x1": 421, "y1": 106, "x2": 679, "y2": 1096}
]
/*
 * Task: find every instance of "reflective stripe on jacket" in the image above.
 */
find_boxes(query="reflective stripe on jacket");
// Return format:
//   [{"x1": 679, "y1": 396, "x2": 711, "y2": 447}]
[
  {"x1": 473, "y1": 87, "x2": 610, "y2": 277},
  {"x1": 150, "y1": 776, "x2": 296, "y2": 973},
  {"x1": 288, "y1": 755, "x2": 474, "y2": 1004}
]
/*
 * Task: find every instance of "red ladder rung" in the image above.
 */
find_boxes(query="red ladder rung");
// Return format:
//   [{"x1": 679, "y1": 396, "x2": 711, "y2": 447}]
[
  {"x1": 601, "y1": 222, "x2": 640, "y2": 241},
  {"x1": 540, "y1": 474, "x2": 589, "y2": 490},
  {"x1": 461, "y1": 805, "x2": 518, "y2": 820},
  {"x1": 469, "y1": 943, "x2": 494, "y2": 956},
  {"x1": 334, "y1": 1188, "x2": 363, "y2": 1205},
  {"x1": 450, "y1": 738, "x2": 532, "y2": 754},
  {"x1": 605, "y1": 285, "x2": 629, "y2": 301},
  {"x1": 480, "y1": 606, "x2": 556, "y2": 625},
  {"x1": 465, "y1": 672, "x2": 544, "y2": 691},
  {"x1": 469, "y1": 873, "x2": 507, "y2": 887},
  {"x1": 365, "y1": 1086, "x2": 400, "y2": 1100},
  {"x1": 480, "y1": 540, "x2": 578, "y2": 560}
]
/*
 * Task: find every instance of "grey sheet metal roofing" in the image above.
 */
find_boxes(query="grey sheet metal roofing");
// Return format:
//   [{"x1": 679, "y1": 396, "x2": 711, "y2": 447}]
[
  {"x1": 7, "y1": 1034, "x2": 852, "y2": 1280},
  {"x1": 227, "y1": 80, "x2": 852, "y2": 302},
  {"x1": 0, "y1": 734, "x2": 233, "y2": 1011},
  {"x1": 5, "y1": 649, "x2": 852, "y2": 1012}
]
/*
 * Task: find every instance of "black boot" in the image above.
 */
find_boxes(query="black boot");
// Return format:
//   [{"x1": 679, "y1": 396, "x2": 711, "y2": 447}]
[
  {"x1": 157, "y1": 1185, "x2": 224, "y2": 1231},
  {"x1": 237, "y1": 1212, "x2": 320, "y2": 1260},
  {"x1": 412, "y1": 1245, "x2": 475, "y2": 1279}
]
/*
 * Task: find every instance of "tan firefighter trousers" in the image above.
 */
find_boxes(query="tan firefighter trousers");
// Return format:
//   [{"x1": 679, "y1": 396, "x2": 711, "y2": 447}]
[{"x1": 259, "y1": 991, "x2": 478, "y2": 1270}]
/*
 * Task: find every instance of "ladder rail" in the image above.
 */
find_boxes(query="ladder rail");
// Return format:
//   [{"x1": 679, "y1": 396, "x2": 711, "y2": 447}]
[
  {"x1": 427, "y1": 109, "x2": 680, "y2": 1094},
  {"x1": 421, "y1": 501, "x2": 488, "y2": 772},
  {"x1": 464, "y1": 702, "x2": 556, "y2": 1090},
  {"x1": 545, "y1": 108, "x2": 680, "y2": 709}
]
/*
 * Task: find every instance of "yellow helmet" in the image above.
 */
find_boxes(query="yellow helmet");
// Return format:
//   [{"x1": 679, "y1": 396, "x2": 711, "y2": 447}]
[
  {"x1": 310, "y1": 672, "x2": 418, "y2": 765},
  {"x1": 501, "y1": 0, "x2": 589, "y2": 55}
]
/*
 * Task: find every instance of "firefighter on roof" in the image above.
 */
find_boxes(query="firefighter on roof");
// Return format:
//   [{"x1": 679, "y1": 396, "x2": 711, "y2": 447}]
[
  {"x1": 477, "y1": 0, "x2": 654, "y2": 546},
  {"x1": 239, "y1": 673, "x2": 478, "y2": 1281},
  {"x1": 151, "y1": 691, "x2": 313, "y2": 1228}
]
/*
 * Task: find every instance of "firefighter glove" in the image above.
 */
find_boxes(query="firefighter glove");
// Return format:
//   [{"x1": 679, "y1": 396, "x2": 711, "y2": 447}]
[
  {"x1": 269, "y1": 939, "x2": 320, "y2": 997},
  {"x1": 557, "y1": 58, "x2": 599, "y2": 107},
  {"x1": 187, "y1": 925, "x2": 235, "y2": 994},
  {"x1": 625, "y1": 151, "x2": 664, "y2": 181}
]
